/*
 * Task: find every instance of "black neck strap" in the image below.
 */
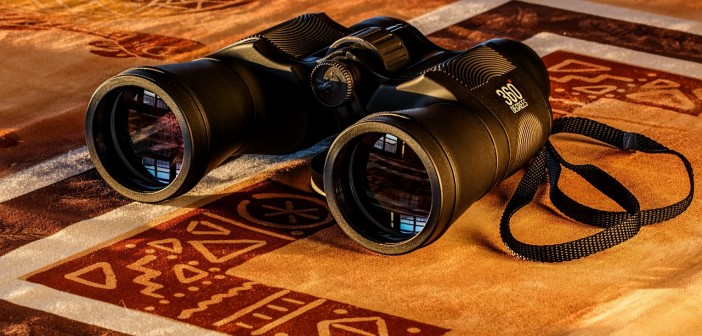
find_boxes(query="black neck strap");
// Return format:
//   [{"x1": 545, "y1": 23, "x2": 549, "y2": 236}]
[{"x1": 501, "y1": 117, "x2": 695, "y2": 262}]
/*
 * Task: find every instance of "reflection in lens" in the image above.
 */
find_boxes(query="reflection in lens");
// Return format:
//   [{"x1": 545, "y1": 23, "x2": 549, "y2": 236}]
[
  {"x1": 116, "y1": 87, "x2": 184, "y2": 184},
  {"x1": 355, "y1": 133, "x2": 431, "y2": 238}
]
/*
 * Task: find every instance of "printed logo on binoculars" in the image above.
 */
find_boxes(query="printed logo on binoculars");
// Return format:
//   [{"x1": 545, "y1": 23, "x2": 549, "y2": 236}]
[{"x1": 496, "y1": 80, "x2": 529, "y2": 113}]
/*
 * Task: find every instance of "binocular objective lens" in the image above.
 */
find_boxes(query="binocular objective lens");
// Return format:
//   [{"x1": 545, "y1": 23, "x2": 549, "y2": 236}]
[
  {"x1": 114, "y1": 87, "x2": 184, "y2": 186},
  {"x1": 353, "y1": 133, "x2": 432, "y2": 240}
]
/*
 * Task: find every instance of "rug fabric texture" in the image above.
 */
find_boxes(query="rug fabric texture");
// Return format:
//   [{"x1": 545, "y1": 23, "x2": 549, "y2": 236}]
[{"x1": 1, "y1": 1, "x2": 701, "y2": 335}]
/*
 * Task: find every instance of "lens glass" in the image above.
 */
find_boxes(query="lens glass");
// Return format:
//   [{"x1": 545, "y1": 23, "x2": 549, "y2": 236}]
[
  {"x1": 353, "y1": 133, "x2": 432, "y2": 239},
  {"x1": 114, "y1": 87, "x2": 184, "y2": 185}
]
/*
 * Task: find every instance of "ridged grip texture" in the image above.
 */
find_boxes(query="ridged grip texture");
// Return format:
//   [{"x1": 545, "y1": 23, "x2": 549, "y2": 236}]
[
  {"x1": 422, "y1": 46, "x2": 516, "y2": 90},
  {"x1": 253, "y1": 14, "x2": 349, "y2": 60}
]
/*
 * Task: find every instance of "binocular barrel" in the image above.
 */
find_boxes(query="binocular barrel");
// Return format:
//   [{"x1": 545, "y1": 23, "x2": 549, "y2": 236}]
[
  {"x1": 86, "y1": 60, "x2": 254, "y2": 202},
  {"x1": 85, "y1": 13, "x2": 552, "y2": 254},
  {"x1": 85, "y1": 14, "x2": 347, "y2": 202},
  {"x1": 324, "y1": 40, "x2": 551, "y2": 254}
]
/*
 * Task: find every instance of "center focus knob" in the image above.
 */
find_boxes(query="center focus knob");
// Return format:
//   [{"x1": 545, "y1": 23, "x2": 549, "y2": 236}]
[{"x1": 311, "y1": 60, "x2": 355, "y2": 107}]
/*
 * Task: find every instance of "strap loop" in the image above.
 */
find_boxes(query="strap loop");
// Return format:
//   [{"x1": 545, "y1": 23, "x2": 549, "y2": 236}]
[{"x1": 501, "y1": 117, "x2": 694, "y2": 262}]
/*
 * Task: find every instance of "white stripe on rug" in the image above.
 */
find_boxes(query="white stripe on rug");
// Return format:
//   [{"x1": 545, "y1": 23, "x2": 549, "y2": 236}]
[
  {"x1": 409, "y1": 0, "x2": 508, "y2": 34},
  {"x1": 526, "y1": 32, "x2": 702, "y2": 78},
  {"x1": 0, "y1": 146, "x2": 92, "y2": 203},
  {"x1": 524, "y1": 0, "x2": 702, "y2": 34}
]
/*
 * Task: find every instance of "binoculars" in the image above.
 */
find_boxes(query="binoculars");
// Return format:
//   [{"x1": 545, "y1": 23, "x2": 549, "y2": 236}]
[{"x1": 85, "y1": 13, "x2": 552, "y2": 254}]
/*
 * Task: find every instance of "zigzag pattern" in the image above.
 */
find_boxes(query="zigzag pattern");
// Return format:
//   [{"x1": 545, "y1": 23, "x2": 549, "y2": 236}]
[
  {"x1": 126, "y1": 255, "x2": 165, "y2": 299},
  {"x1": 551, "y1": 74, "x2": 634, "y2": 83},
  {"x1": 178, "y1": 281, "x2": 257, "y2": 319}
]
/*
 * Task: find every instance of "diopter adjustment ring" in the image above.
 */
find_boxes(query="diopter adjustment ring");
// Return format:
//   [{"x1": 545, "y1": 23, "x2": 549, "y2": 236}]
[
  {"x1": 311, "y1": 59, "x2": 355, "y2": 107},
  {"x1": 328, "y1": 26, "x2": 410, "y2": 73}
]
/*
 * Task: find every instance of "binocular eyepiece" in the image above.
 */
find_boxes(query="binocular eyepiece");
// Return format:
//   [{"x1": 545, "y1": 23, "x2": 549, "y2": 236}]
[{"x1": 85, "y1": 13, "x2": 552, "y2": 254}]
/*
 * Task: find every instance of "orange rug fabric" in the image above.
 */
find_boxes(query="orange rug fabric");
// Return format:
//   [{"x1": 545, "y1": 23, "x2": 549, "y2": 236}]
[{"x1": 1, "y1": 1, "x2": 701, "y2": 335}]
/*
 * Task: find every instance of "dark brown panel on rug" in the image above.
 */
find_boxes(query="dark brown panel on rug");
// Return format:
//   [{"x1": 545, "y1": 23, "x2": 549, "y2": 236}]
[
  {"x1": 543, "y1": 51, "x2": 702, "y2": 117},
  {"x1": 429, "y1": 1, "x2": 702, "y2": 64},
  {"x1": 0, "y1": 169, "x2": 130, "y2": 256},
  {"x1": 0, "y1": 299, "x2": 127, "y2": 335},
  {"x1": 27, "y1": 180, "x2": 450, "y2": 336}
]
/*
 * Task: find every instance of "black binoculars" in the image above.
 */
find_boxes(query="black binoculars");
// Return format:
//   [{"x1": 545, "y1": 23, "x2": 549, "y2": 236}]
[{"x1": 85, "y1": 13, "x2": 552, "y2": 254}]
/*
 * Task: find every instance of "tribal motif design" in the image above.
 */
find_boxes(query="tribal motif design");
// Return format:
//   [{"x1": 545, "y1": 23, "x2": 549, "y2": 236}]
[
  {"x1": 4, "y1": 0, "x2": 260, "y2": 17},
  {"x1": 0, "y1": 9, "x2": 205, "y2": 59},
  {"x1": 119, "y1": 0, "x2": 257, "y2": 13},
  {"x1": 27, "y1": 180, "x2": 450, "y2": 336},
  {"x1": 544, "y1": 52, "x2": 702, "y2": 117}
]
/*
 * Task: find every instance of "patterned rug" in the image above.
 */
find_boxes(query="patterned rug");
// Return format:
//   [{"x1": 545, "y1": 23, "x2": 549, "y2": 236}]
[{"x1": 1, "y1": 1, "x2": 701, "y2": 335}]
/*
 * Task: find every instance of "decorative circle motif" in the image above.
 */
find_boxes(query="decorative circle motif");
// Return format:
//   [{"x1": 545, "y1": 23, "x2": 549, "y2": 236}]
[{"x1": 237, "y1": 193, "x2": 334, "y2": 229}]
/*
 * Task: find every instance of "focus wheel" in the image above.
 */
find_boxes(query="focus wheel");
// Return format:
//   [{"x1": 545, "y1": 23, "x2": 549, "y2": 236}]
[{"x1": 329, "y1": 27, "x2": 410, "y2": 72}]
